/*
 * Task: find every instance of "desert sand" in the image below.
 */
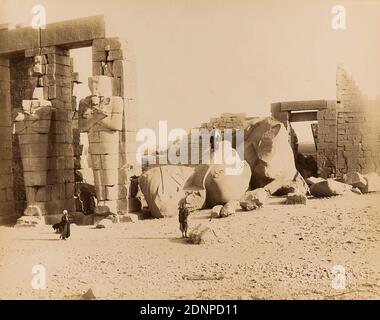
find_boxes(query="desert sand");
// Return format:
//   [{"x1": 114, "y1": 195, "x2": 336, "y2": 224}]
[{"x1": 0, "y1": 192, "x2": 379, "y2": 300}]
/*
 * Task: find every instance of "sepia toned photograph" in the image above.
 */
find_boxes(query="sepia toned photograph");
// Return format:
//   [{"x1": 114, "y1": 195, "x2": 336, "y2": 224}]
[{"x1": 0, "y1": 0, "x2": 379, "y2": 305}]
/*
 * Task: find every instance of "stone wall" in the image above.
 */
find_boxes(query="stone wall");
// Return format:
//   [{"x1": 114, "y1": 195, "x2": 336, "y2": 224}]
[
  {"x1": 336, "y1": 65, "x2": 380, "y2": 176},
  {"x1": 0, "y1": 16, "x2": 141, "y2": 224},
  {"x1": 0, "y1": 57, "x2": 14, "y2": 224},
  {"x1": 271, "y1": 65, "x2": 380, "y2": 179},
  {"x1": 316, "y1": 102, "x2": 338, "y2": 178}
]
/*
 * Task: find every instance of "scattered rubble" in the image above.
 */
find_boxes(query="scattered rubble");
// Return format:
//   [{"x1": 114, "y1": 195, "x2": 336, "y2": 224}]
[
  {"x1": 344, "y1": 172, "x2": 367, "y2": 192},
  {"x1": 285, "y1": 193, "x2": 307, "y2": 205},
  {"x1": 306, "y1": 176, "x2": 325, "y2": 185},
  {"x1": 240, "y1": 188, "x2": 268, "y2": 211},
  {"x1": 363, "y1": 172, "x2": 380, "y2": 193},
  {"x1": 210, "y1": 205, "x2": 223, "y2": 218},
  {"x1": 310, "y1": 179, "x2": 351, "y2": 198},
  {"x1": 220, "y1": 200, "x2": 238, "y2": 217},
  {"x1": 186, "y1": 224, "x2": 217, "y2": 245}
]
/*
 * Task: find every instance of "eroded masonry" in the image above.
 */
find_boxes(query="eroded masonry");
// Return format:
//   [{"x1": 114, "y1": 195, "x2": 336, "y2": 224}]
[
  {"x1": 195, "y1": 65, "x2": 380, "y2": 180},
  {"x1": 0, "y1": 16, "x2": 140, "y2": 225},
  {"x1": 0, "y1": 16, "x2": 379, "y2": 226}
]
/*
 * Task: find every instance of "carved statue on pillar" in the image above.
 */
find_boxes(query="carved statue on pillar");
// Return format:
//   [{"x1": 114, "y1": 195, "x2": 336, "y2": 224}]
[
  {"x1": 78, "y1": 76, "x2": 126, "y2": 219},
  {"x1": 14, "y1": 90, "x2": 52, "y2": 225}
]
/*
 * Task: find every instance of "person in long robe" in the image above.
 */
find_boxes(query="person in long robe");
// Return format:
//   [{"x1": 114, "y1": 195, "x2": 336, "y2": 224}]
[{"x1": 60, "y1": 210, "x2": 71, "y2": 240}]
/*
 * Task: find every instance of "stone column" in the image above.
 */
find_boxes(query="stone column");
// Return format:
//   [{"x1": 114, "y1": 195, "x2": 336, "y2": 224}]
[
  {"x1": 79, "y1": 76, "x2": 127, "y2": 221},
  {"x1": 92, "y1": 37, "x2": 141, "y2": 217}
]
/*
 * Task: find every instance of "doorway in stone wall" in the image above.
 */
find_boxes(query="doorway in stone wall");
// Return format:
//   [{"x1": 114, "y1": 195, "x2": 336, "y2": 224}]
[{"x1": 289, "y1": 111, "x2": 318, "y2": 179}]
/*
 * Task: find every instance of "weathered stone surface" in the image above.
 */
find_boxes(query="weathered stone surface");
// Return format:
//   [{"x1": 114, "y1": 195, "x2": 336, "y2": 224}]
[
  {"x1": 285, "y1": 193, "x2": 307, "y2": 205},
  {"x1": 0, "y1": 27, "x2": 39, "y2": 55},
  {"x1": 344, "y1": 172, "x2": 367, "y2": 191},
  {"x1": 88, "y1": 76, "x2": 113, "y2": 97},
  {"x1": 240, "y1": 188, "x2": 268, "y2": 211},
  {"x1": 310, "y1": 179, "x2": 351, "y2": 197},
  {"x1": 210, "y1": 205, "x2": 223, "y2": 218},
  {"x1": 79, "y1": 96, "x2": 123, "y2": 132},
  {"x1": 15, "y1": 215, "x2": 44, "y2": 227},
  {"x1": 21, "y1": 157, "x2": 48, "y2": 172},
  {"x1": 186, "y1": 224, "x2": 217, "y2": 245},
  {"x1": 139, "y1": 166, "x2": 203, "y2": 218},
  {"x1": 306, "y1": 176, "x2": 325, "y2": 185},
  {"x1": 244, "y1": 117, "x2": 297, "y2": 190},
  {"x1": 93, "y1": 37, "x2": 127, "y2": 51},
  {"x1": 41, "y1": 16, "x2": 105, "y2": 48},
  {"x1": 23, "y1": 204, "x2": 46, "y2": 216},
  {"x1": 23, "y1": 171, "x2": 48, "y2": 186},
  {"x1": 363, "y1": 172, "x2": 380, "y2": 193},
  {"x1": 219, "y1": 200, "x2": 237, "y2": 217},
  {"x1": 205, "y1": 142, "x2": 251, "y2": 207}
]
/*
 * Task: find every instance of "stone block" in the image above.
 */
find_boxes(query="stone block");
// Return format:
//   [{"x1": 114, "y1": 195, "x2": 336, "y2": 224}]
[
  {"x1": 0, "y1": 27, "x2": 39, "y2": 55},
  {"x1": 111, "y1": 77, "x2": 121, "y2": 96},
  {"x1": 0, "y1": 147, "x2": 12, "y2": 160},
  {"x1": 6, "y1": 187, "x2": 14, "y2": 201},
  {"x1": 0, "y1": 66, "x2": 10, "y2": 81},
  {"x1": 41, "y1": 46, "x2": 69, "y2": 56},
  {"x1": 107, "y1": 185, "x2": 127, "y2": 200},
  {"x1": 46, "y1": 54, "x2": 71, "y2": 66},
  {"x1": 89, "y1": 141, "x2": 119, "y2": 155},
  {"x1": 51, "y1": 184, "x2": 66, "y2": 200},
  {"x1": 25, "y1": 48, "x2": 41, "y2": 57},
  {"x1": 95, "y1": 185, "x2": 107, "y2": 200},
  {"x1": 32, "y1": 87, "x2": 45, "y2": 100},
  {"x1": 0, "y1": 57, "x2": 10, "y2": 67},
  {"x1": 98, "y1": 130, "x2": 120, "y2": 141},
  {"x1": 93, "y1": 169, "x2": 119, "y2": 186},
  {"x1": 23, "y1": 171, "x2": 47, "y2": 186},
  {"x1": 65, "y1": 182, "x2": 75, "y2": 198},
  {"x1": 46, "y1": 198, "x2": 76, "y2": 213},
  {"x1": 92, "y1": 62, "x2": 103, "y2": 76},
  {"x1": 285, "y1": 193, "x2": 307, "y2": 205},
  {"x1": 47, "y1": 169, "x2": 75, "y2": 184},
  {"x1": 0, "y1": 159, "x2": 12, "y2": 174},
  {"x1": 19, "y1": 143, "x2": 49, "y2": 158},
  {"x1": 93, "y1": 37, "x2": 126, "y2": 51},
  {"x1": 41, "y1": 15, "x2": 105, "y2": 48},
  {"x1": 92, "y1": 50, "x2": 107, "y2": 62},
  {"x1": 101, "y1": 154, "x2": 120, "y2": 169},
  {"x1": 0, "y1": 188, "x2": 6, "y2": 202},
  {"x1": 0, "y1": 174, "x2": 13, "y2": 188},
  {"x1": 21, "y1": 157, "x2": 48, "y2": 172},
  {"x1": 107, "y1": 50, "x2": 124, "y2": 61}
]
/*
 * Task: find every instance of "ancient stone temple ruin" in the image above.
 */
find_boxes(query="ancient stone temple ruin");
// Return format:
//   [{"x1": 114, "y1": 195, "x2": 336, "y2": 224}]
[
  {"x1": 192, "y1": 65, "x2": 380, "y2": 179},
  {"x1": 0, "y1": 16, "x2": 140, "y2": 225},
  {"x1": 271, "y1": 65, "x2": 380, "y2": 178}
]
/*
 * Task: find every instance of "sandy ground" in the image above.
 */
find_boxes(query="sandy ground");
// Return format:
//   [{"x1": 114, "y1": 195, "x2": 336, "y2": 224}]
[{"x1": 0, "y1": 192, "x2": 379, "y2": 300}]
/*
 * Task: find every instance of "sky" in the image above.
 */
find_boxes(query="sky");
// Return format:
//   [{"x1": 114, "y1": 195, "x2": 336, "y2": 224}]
[{"x1": 1, "y1": 0, "x2": 379, "y2": 142}]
